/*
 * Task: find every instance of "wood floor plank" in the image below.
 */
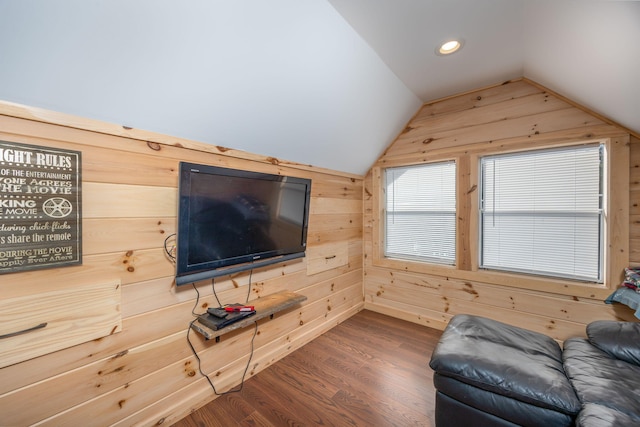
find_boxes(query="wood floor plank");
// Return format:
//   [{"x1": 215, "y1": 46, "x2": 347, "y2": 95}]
[
  {"x1": 212, "y1": 393, "x2": 257, "y2": 425},
  {"x1": 239, "y1": 411, "x2": 274, "y2": 427},
  {"x1": 242, "y1": 373, "x2": 317, "y2": 426},
  {"x1": 172, "y1": 310, "x2": 442, "y2": 426}
]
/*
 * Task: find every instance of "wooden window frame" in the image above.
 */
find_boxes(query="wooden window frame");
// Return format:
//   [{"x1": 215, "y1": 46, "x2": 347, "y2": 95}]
[
  {"x1": 371, "y1": 137, "x2": 629, "y2": 299},
  {"x1": 383, "y1": 160, "x2": 457, "y2": 266}
]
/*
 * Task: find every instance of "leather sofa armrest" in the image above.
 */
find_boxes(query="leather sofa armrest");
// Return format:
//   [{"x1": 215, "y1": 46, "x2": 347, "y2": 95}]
[{"x1": 586, "y1": 320, "x2": 640, "y2": 366}]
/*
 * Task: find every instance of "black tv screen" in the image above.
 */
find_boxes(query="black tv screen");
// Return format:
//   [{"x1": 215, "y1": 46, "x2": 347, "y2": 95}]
[{"x1": 175, "y1": 162, "x2": 312, "y2": 286}]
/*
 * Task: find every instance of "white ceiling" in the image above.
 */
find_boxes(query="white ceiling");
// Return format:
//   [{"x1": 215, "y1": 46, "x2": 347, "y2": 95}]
[
  {"x1": 329, "y1": 0, "x2": 526, "y2": 101},
  {"x1": 330, "y1": 0, "x2": 640, "y2": 136},
  {"x1": 0, "y1": 1, "x2": 638, "y2": 176}
]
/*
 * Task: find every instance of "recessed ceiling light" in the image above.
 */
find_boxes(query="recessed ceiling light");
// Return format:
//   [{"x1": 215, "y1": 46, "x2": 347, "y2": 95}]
[{"x1": 437, "y1": 39, "x2": 463, "y2": 55}]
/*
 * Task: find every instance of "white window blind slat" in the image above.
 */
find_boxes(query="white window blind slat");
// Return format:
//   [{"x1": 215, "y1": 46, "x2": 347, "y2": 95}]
[
  {"x1": 385, "y1": 161, "x2": 456, "y2": 265},
  {"x1": 480, "y1": 145, "x2": 603, "y2": 282}
]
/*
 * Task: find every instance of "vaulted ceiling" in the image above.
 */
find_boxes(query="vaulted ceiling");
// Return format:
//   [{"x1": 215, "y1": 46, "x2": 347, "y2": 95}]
[{"x1": 0, "y1": 1, "x2": 637, "y2": 175}]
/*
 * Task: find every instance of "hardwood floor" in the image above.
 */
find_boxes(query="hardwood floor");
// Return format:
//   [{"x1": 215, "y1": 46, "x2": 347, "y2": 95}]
[{"x1": 172, "y1": 310, "x2": 443, "y2": 427}]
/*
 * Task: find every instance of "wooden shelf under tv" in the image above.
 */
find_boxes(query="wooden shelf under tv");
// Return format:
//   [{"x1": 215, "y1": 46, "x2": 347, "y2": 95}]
[{"x1": 190, "y1": 291, "x2": 307, "y2": 341}]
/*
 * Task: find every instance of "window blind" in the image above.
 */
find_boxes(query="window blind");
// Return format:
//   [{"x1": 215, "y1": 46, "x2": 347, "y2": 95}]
[
  {"x1": 385, "y1": 161, "x2": 456, "y2": 265},
  {"x1": 480, "y1": 144, "x2": 603, "y2": 282}
]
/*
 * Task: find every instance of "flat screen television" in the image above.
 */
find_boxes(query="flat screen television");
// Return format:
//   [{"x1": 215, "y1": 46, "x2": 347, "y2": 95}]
[{"x1": 175, "y1": 162, "x2": 312, "y2": 286}]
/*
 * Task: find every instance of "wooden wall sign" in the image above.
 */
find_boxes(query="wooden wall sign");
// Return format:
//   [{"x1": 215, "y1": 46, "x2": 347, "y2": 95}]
[{"x1": 0, "y1": 141, "x2": 82, "y2": 273}]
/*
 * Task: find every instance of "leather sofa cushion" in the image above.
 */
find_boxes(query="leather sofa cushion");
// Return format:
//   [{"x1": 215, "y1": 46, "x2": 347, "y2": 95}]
[
  {"x1": 586, "y1": 321, "x2": 640, "y2": 366},
  {"x1": 576, "y1": 403, "x2": 640, "y2": 427},
  {"x1": 429, "y1": 314, "x2": 580, "y2": 415},
  {"x1": 435, "y1": 390, "x2": 521, "y2": 427},
  {"x1": 434, "y1": 373, "x2": 576, "y2": 427},
  {"x1": 563, "y1": 337, "x2": 640, "y2": 424}
]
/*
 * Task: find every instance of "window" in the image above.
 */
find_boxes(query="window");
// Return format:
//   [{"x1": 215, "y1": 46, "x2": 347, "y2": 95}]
[
  {"x1": 384, "y1": 161, "x2": 456, "y2": 265},
  {"x1": 480, "y1": 144, "x2": 603, "y2": 282}
]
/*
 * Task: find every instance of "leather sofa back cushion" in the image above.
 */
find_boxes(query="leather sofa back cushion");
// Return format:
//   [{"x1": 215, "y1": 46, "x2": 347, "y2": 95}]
[
  {"x1": 586, "y1": 321, "x2": 640, "y2": 366},
  {"x1": 430, "y1": 314, "x2": 580, "y2": 415}
]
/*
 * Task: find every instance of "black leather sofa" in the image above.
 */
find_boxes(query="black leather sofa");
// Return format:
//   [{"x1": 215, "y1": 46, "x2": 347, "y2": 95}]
[{"x1": 429, "y1": 314, "x2": 640, "y2": 427}]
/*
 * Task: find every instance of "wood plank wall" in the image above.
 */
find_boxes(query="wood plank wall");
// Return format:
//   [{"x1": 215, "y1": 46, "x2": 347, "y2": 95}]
[
  {"x1": 0, "y1": 103, "x2": 364, "y2": 426},
  {"x1": 363, "y1": 79, "x2": 639, "y2": 341}
]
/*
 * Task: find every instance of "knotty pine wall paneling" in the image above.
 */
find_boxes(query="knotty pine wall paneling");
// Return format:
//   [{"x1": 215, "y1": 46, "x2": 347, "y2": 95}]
[
  {"x1": 0, "y1": 102, "x2": 364, "y2": 426},
  {"x1": 629, "y1": 134, "x2": 640, "y2": 261},
  {"x1": 364, "y1": 79, "x2": 639, "y2": 341}
]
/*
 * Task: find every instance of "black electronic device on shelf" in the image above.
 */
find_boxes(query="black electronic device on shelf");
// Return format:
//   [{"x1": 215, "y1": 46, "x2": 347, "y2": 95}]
[
  {"x1": 175, "y1": 162, "x2": 312, "y2": 286},
  {"x1": 198, "y1": 304, "x2": 256, "y2": 331}
]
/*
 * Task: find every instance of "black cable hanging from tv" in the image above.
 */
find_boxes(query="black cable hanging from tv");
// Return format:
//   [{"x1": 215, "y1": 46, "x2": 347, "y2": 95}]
[{"x1": 186, "y1": 278, "x2": 258, "y2": 395}]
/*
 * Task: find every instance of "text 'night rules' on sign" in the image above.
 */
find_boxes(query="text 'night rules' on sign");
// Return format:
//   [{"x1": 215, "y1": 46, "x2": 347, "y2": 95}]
[{"x1": 0, "y1": 141, "x2": 82, "y2": 274}]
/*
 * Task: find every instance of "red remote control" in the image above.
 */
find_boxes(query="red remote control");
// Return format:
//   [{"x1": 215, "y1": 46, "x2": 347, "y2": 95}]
[{"x1": 224, "y1": 305, "x2": 254, "y2": 312}]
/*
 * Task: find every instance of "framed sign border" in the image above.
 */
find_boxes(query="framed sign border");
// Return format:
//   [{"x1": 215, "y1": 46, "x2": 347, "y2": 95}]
[{"x1": 0, "y1": 140, "x2": 82, "y2": 274}]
